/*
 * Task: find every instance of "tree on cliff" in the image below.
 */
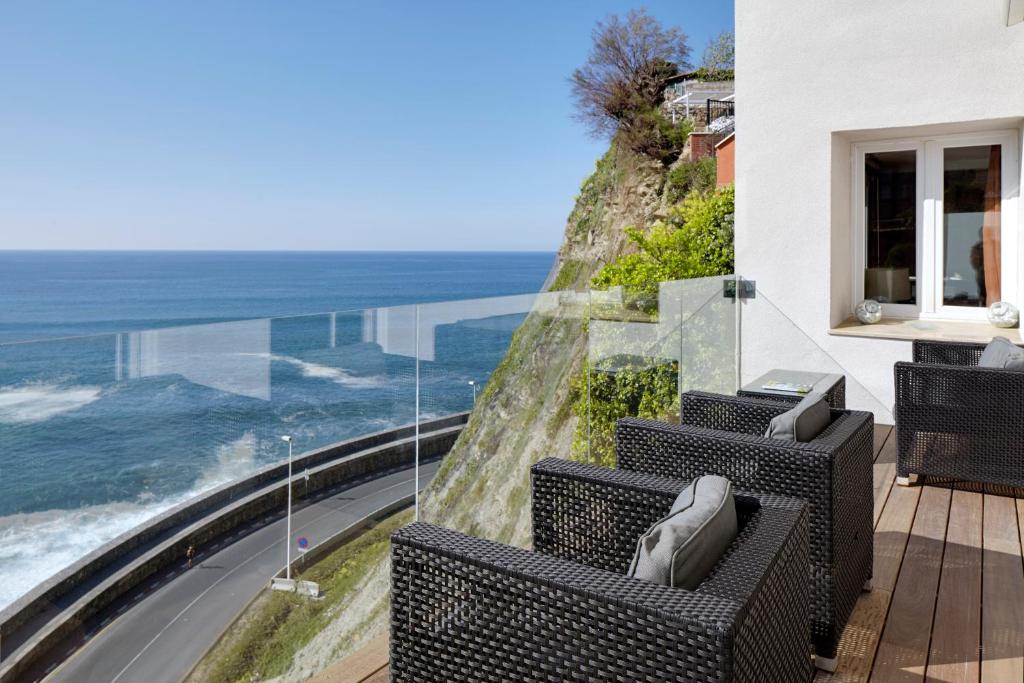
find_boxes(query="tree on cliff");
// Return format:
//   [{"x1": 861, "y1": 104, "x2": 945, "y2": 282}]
[
  {"x1": 570, "y1": 9, "x2": 692, "y2": 162},
  {"x1": 700, "y1": 30, "x2": 735, "y2": 80}
]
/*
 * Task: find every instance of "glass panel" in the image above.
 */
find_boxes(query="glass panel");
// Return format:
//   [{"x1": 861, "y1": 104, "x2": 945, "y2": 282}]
[
  {"x1": 943, "y1": 144, "x2": 1001, "y2": 307},
  {"x1": 740, "y1": 286, "x2": 895, "y2": 424},
  {"x1": 865, "y1": 150, "x2": 917, "y2": 305},
  {"x1": 583, "y1": 276, "x2": 738, "y2": 467},
  {"x1": 414, "y1": 289, "x2": 587, "y2": 544},
  {"x1": 0, "y1": 307, "x2": 417, "y2": 669}
]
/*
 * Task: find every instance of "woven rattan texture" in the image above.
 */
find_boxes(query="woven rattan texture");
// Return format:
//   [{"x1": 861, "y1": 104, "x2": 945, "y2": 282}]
[
  {"x1": 615, "y1": 392, "x2": 873, "y2": 659},
  {"x1": 896, "y1": 339, "x2": 1024, "y2": 487},
  {"x1": 389, "y1": 459, "x2": 812, "y2": 682}
]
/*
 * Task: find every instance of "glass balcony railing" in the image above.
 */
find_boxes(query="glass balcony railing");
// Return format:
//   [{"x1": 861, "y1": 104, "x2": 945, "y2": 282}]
[{"x1": 0, "y1": 275, "x2": 897, "y2": 682}]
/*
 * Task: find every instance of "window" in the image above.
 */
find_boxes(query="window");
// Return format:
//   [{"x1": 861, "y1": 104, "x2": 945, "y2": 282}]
[{"x1": 853, "y1": 131, "x2": 1020, "y2": 320}]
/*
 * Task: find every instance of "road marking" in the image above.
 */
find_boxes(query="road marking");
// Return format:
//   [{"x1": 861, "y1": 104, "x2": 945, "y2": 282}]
[{"x1": 106, "y1": 476, "x2": 416, "y2": 683}]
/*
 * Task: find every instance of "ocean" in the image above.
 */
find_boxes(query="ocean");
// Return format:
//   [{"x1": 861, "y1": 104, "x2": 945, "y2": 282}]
[{"x1": 0, "y1": 251, "x2": 554, "y2": 609}]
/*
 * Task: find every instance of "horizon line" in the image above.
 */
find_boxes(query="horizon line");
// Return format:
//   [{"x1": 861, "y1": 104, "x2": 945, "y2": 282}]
[{"x1": 0, "y1": 248, "x2": 559, "y2": 254}]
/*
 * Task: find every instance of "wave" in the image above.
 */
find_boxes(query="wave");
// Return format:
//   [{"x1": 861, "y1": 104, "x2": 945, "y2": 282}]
[
  {"x1": 269, "y1": 354, "x2": 387, "y2": 389},
  {"x1": 0, "y1": 431, "x2": 263, "y2": 611},
  {"x1": 0, "y1": 383, "x2": 102, "y2": 425},
  {"x1": 0, "y1": 498, "x2": 179, "y2": 610},
  {"x1": 192, "y1": 432, "x2": 258, "y2": 491}
]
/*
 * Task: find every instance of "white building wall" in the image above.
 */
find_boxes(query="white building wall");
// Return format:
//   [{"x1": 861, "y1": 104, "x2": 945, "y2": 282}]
[{"x1": 735, "y1": 0, "x2": 1024, "y2": 420}]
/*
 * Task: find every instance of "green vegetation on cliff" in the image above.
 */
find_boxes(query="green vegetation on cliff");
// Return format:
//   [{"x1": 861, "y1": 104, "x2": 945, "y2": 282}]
[
  {"x1": 194, "y1": 10, "x2": 740, "y2": 680},
  {"x1": 194, "y1": 511, "x2": 410, "y2": 683},
  {"x1": 592, "y1": 184, "x2": 735, "y2": 296},
  {"x1": 573, "y1": 183, "x2": 735, "y2": 465}
]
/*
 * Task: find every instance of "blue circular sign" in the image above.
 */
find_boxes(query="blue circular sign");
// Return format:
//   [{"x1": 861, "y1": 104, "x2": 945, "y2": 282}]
[{"x1": 297, "y1": 536, "x2": 309, "y2": 550}]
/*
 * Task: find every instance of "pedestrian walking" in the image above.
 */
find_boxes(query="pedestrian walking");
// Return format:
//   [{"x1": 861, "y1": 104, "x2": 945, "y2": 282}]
[{"x1": 186, "y1": 544, "x2": 195, "y2": 569}]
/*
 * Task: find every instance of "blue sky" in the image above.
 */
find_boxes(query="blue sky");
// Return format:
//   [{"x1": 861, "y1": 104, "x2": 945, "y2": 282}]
[{"x1": 0, "y1": 2, "x2": 733, "y2": 251}]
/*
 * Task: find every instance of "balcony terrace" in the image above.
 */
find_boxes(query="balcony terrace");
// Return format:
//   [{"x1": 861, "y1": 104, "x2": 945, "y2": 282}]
[{"x1": 323, "y1": 422, "x2": 1024, "y2": 682}]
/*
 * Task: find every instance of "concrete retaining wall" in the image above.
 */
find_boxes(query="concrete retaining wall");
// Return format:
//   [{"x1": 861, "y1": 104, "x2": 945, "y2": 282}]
[{"x1": 0, "y1": 414, "x2": 467, "y2": 683}]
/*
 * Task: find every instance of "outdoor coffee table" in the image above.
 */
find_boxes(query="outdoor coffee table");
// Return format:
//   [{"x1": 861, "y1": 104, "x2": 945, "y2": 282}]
[{"x1": 737, "y1": 369, "x2": 846, "y2": 409}]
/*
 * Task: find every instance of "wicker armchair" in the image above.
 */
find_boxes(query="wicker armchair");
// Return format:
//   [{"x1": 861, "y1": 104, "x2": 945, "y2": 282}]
[
  {"x1": 895, "y1": 338, "x2": 1024, "y2": 488},
  {"x1": 615, "y1": 391, "x2": 874, "y2": 670},
  {"x1": 390, "y1": 458, "x2": 813, "y2": 682}
]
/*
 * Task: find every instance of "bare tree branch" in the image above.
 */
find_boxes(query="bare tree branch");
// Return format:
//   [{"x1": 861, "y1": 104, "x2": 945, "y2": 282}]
[{"x1": 570, "y1": 8, "x2": 692, "y2": 141}]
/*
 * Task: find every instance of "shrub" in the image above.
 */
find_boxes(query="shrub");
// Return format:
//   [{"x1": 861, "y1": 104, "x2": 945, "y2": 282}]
[
  {"x1": 569, "y1": 356, "x2": 679, "y2": 467},
  {"x1": 591, "y1": 183, "x2": 735, "y2": 297},
  {"x1": 617, "y1": 109, "x2": 693, "y2": 165},
  {"x1": 664, "y1": 157, "x2": 717, "y2": 204},
  {"x1": 571, "y1": 183, "x2": 735, "y2": 466}
]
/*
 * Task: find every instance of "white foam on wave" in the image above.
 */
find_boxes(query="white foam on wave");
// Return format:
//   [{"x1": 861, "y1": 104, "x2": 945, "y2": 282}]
[
  {"x1": 0, "y1": 384, "x2": 102, "y2": 424},
  {"x1": 269, "y1": 354, "x2": 386, "y2": 388},
  {"x1": 0, "y1": 431, "x2": 262, "y2": 611},
  {"x1": 193, "y1": 431, "x2": 257, "y2": 491}
]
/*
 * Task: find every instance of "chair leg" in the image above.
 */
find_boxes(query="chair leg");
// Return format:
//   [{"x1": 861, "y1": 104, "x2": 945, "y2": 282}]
[
  {"x1": 815, "y1": 654, "x2": 838, "y2": 673},
  {"x1": 895, "y1": 474, "x2": 919, "y2": 486}
]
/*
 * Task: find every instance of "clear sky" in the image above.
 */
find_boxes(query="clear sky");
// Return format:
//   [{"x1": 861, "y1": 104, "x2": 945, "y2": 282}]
[{"x1": 0, "y1": 2, "x2": 733, "y2": 251}]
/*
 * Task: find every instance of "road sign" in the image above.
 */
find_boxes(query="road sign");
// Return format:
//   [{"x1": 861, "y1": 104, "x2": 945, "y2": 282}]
[{"x1": 297, "y1": 536, "x2": 309, "y2": 551}]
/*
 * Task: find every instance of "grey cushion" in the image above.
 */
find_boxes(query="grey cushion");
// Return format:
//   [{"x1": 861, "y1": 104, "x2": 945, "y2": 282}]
[
  {"x1": 627, "y1": 475, "x2": 737, "y2": 590},
  {"x1": 978, "y1": 336, "x2": 1024, "y2": 371},
  {"x1": 766, "y1": 391, "x2": 831, "y2": 442}
]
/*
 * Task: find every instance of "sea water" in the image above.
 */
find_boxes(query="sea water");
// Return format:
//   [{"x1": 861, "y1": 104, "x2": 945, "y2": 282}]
[{"x1": 0, "y1": 251, "x2": 553, "y2": 609}]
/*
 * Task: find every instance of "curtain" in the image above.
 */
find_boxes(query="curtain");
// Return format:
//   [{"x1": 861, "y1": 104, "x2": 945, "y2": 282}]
[{"x1": 982, "y1": 144, "x2": 1002, "y2": 305}]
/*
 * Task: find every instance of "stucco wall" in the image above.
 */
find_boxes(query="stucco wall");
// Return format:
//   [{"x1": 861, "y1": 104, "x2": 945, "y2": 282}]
[{"x1": 735, "y1": 0, "x2": 1024, "y2": 415}]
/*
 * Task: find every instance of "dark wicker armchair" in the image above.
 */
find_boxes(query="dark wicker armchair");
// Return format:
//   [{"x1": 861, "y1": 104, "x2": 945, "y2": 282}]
[
  {"x1": 390, "y1": 458, "x2": 813, "y2": 682},
  {"x1": 895, "y1": 338, "x2": 1024, "y2": 488},
  {"x1": 615, "y1": 391, "x2": 874, "y2": 670}
]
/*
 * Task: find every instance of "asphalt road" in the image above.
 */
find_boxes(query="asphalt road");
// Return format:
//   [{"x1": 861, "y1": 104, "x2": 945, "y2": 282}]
[{"x1": 34, "y1": 460, "x2": 439, "y2": 683}]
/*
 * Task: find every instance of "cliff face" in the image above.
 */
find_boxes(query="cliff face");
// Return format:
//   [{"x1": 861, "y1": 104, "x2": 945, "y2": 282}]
[
  {"x1": 264, "y1": 143, "x2": 673, "y2": 681},
  {"x1": 418, "y1": 144, "x2": 667, "y2": 546}
]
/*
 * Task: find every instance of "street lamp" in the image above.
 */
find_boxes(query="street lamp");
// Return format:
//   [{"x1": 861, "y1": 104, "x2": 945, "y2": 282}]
[
  {"x1": 468, "y1": 380, "x2": 478, "y2": 403},
  {"x1": 281, "y1": 435, "x2": 294, "y2": 582}
]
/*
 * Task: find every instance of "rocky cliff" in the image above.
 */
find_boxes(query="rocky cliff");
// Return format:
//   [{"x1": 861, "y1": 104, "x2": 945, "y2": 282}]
[{"x1": 244, "y1": 143, "x2": 676, "y2": 682}]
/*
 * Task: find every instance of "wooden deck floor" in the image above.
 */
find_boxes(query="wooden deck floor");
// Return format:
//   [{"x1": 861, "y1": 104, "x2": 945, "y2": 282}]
[{"x1": 320, "y1": 425, "x2": 1024, "y2": 682}]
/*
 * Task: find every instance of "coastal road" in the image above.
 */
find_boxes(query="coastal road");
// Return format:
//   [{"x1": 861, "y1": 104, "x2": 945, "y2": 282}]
[{"x1": 33, "y1": 461, "x2": 439, "y2": 683}]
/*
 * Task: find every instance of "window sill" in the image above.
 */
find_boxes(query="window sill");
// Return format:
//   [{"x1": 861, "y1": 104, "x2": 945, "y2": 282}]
[{"x1": 829, "y1": 317, "x2": 1022, "y2": 344}]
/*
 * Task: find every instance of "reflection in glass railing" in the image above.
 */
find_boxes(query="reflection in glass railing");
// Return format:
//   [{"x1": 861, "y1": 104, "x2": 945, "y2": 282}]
[
  {"x1": 739, "y1": 285, "x2": 895, "y2": 423},
  {"x1": 0, "y1": 275, "x2": 906, "y2": 682},
  {"x1": 0, "y1": 306, "x2": 421, "y2": 611},
  {"x1": 582, "y1": 276, "x2": 738, "y2": 466},
  {"x1": 415, "y1": 290, "x2": 588, "y2": 543}
]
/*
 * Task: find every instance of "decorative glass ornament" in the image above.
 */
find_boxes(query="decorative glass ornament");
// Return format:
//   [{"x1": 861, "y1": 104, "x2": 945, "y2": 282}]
[
  {"x1": 855, "y1": 299, "x2": 882, "y2": 324},
  {"x1": 988, "y1": 301, "x2": 1019, "y2": 328}
]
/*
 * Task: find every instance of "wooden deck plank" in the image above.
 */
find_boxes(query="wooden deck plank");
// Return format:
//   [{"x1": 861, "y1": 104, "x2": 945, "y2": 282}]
[
  {"x1": 323, "y1": 423, "x2": 1024, "y2": 683},
  {"x1": 981, "y1": 495, "x2": 1024, "y2": 681},
  {"x1": 871, "y1": 486, "x2": 951, "y2": 682},
  {"x1": 874, "y1": 425, "x2": 893, "y2": 462},
  {"x1": 873, "y1": 429, "x2": 897, "y2": 528},
  {"x1": 926, "y1": 490, "x2": 982, "y2": 682},
  {"x1": 308, "y1": 634, "x2": 390, "y2": 683},
  {"x1": 816, "y1": 480, "x2": 922, "y2": 682},
  {"x1": 362, "y1": 668, "x2": 389, "y2": 683}
]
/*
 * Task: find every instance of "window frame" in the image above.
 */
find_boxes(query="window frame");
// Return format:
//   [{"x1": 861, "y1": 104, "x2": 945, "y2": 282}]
[{"x1": 851, "y1": 129, "x2": 1020, "y2": 321}]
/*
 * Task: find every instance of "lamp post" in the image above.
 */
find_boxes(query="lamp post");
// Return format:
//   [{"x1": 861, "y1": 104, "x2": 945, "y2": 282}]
[
  {"x1": 468, "y1": 380, "x2": 478, "y2": 403},
  {"x1": 281, "y1": 435, "x2": 293, "y2": 581}
]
